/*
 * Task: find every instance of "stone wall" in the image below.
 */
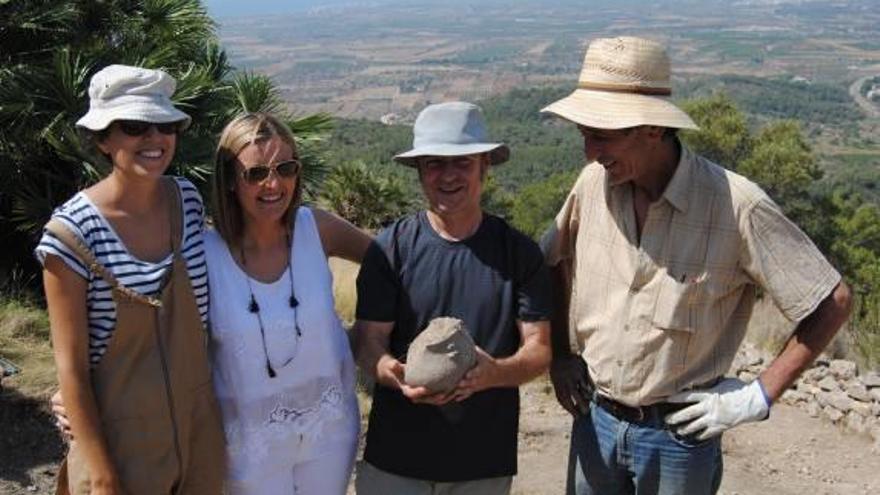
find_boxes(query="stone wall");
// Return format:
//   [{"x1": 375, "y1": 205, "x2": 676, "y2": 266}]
[{"x1": 731, "y1": 346, "x2": 880, "y2": 451}]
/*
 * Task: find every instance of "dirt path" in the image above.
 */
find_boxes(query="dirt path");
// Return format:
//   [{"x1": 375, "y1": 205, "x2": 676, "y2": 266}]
[
  {"x1": 849, "y1": 75, "x2": 880, "y2": 119},
  {"x1": 4, "y1": 379, "x2": 878, "y2": 494},
  {"x1": 513, "y1": 379, "x2": 880, "y2": 495}
]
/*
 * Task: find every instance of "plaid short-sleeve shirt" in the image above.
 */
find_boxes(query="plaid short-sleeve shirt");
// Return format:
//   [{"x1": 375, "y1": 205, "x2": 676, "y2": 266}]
[{"x1": 542, "y1": 146, "x2": 840, "y2": 406}]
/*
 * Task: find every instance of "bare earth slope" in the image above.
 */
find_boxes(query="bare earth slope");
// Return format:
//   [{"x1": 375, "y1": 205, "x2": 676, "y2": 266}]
[
  {"x1": 3, "y1": 379, "x2": 878, "y2": 494},
  {"x1": 513, "y1": 380, "x2": 880, "y2": 495}
]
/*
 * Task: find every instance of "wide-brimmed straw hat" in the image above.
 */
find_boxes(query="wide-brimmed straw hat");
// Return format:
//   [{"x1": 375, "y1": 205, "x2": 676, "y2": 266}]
[
  {"x1": 76, "y1": 65, "x2": 191, "y2": 131},
  {"x1": 394, "y1": 101, "x2": 510, "y2": 167},
  {"x1": 542, "y1": 36, "x2": 698, "y2": 130}
]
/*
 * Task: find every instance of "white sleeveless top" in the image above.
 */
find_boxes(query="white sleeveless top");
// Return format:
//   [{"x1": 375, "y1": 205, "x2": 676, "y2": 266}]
[{"x1": 203, "y1": 207, "x2": 358, "y2": 480}]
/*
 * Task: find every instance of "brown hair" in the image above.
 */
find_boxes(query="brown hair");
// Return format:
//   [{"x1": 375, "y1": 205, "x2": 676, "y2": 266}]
[
  {"x1": 78, "y1": 127, "x2": 113, "y2": 171},
  {"x1": 211, "y1": 113, "x2": 301, "y2": 246}
]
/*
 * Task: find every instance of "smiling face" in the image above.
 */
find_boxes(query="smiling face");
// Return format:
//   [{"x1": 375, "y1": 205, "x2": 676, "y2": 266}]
[
  {"x1": 97, "y1": 121, "x2": 177, "y2": 178},
  {"x1": 577, "y1": 125, "x2": 656, "y2": 186},
  {"x1": 417, "y1": 153, "x2": 487, "y2": 219},
  {"x1": 233, "y1": 136, "x2": 299, "y2": 228}
]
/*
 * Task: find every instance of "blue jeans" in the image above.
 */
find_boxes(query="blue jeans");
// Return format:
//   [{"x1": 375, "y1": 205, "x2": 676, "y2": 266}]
[{"x1": 567, "y1": 401, "x2": 723, "y2": 495}]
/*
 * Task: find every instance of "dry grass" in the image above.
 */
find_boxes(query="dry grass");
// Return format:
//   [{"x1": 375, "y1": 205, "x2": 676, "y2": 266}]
[
  {"x1": 0, "y1": 258, "x2": 360, "y2": 401},
  {"x1": 0, "y1": 299, "x2": 56, "y2": 398},
  {"x1": 330, "y1": 257, "x2": 361, "y2": 325}
]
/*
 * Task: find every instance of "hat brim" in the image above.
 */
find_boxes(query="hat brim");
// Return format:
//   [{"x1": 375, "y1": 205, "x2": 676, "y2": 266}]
[
  {"x1": 541, "y1": 89, "x2": 698, "y2": 131},
  {"x1": 76, "y1": 103, "x2": 192, "y2": 132},
  {"x1": 394, "y1": 142, "x2": 510, "y2": 167}
]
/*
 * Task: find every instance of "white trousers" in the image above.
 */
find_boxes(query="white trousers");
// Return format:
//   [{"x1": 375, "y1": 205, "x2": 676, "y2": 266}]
[{"x1": 227, "y1": 440, "x2": 357, "y2": 495}]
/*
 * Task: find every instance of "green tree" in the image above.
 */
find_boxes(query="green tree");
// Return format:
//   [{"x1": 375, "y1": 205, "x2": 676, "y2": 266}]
[
  {"x1": 318, "y1": 161, "x2": 413, "y2": 230},
  {"x1": 679, "y1": 92, "x2": 752, "y2": 168},
  {"x1": 0, "y1": 0, "x2": 331, "y2": 287},
  {"x1": 511, "y1": 169, "x2": 579, "y2": 239},
  {"x1": 481, "y1": 174, "x2": 514, "y2": 220},
  {"x1": 738, "y1": 120, "x2": 822, "y2": 201},
  {"x1": 829, "y1": 193, "x2": 880, "y2": 367}
]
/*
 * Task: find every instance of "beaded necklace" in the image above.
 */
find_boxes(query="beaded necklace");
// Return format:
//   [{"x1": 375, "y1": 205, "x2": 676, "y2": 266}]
[{"x1": 240, "y1": 230, "x2": 303, "y2": 378}]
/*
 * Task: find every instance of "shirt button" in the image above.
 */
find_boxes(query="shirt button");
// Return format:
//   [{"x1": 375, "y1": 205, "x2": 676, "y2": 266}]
[
  {"x1": 616, "y1": 359, "x2": 623, "y2": 366},
  {"x1": 624, "y1": 324, "x2": 630, "y2": 331}
]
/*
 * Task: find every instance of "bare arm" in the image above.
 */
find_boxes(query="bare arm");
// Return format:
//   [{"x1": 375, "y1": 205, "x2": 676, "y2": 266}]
[
  {"x1": 546, "y1": 261, "x2": 593, "y2": 416},
  {"x1": 312, "y1": 208, "x2": 372, "y2": 263},
  {"x1": 44, "y1": 255, "x2": 123, "y2": 494},
  {"x1": 759, "y1": 281, "x2": 852, "y2": 402},
  {"x1": 453, "y1": 319, "x2": 551, "y2": 401}
]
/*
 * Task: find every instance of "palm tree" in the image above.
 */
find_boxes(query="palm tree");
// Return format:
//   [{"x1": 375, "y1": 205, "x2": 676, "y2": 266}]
[{"x1": 0, "y1": 0, "x2": 333, "y2": 290}]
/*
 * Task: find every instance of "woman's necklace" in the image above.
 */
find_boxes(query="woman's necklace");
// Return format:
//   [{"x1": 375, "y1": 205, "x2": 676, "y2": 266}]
[{"x1": 240, "y1": 230, "x2": 303, "y2": 378}]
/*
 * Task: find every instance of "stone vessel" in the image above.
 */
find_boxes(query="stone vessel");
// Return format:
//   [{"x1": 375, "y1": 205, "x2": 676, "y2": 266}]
[{"x1": 405, "y1": 317, "x2": 477, "y2": 392}]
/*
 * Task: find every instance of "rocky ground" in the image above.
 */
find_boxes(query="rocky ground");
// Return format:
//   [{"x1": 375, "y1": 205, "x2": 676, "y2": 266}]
[
  {"x1": 0, "y1": 380, "x2": 880, "y2": 495},
  {"x1": 510, "y1": 378, "x2": 880, "y2": 495},
  {"x1": 4, "y1": 375, "x2": 879, "y2": 494}
]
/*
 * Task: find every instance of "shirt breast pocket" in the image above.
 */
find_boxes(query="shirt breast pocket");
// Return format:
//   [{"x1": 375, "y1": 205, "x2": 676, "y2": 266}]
[{"x1": 652, "y1": 270, "x2": 713, "y2": 333}]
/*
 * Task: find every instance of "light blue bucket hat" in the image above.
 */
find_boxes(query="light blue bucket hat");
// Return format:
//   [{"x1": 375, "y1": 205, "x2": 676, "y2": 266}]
[{"x1": 394, "y1": 101, "x2": 510, "y2": 167}]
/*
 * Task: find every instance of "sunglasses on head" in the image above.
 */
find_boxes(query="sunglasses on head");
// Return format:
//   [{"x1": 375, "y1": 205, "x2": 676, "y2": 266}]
[
  {"x1": 115, "y1": 120, "x2": 183, "y2": 137},
  {"x1": 240, "y1": 159, "x2": 302, "y2": 185}
]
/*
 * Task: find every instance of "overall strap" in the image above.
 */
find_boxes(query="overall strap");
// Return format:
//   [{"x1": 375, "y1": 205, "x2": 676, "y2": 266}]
[
  {"x1": 44, "y1": 219, "x2": 161, "y2": 306},
  {"x1": 165, "y1": 177, "x2": 184, "y2": 255}
]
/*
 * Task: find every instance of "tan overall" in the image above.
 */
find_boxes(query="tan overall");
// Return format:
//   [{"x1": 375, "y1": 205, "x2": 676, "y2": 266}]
[{"x1": 49, "y1": 179, "x2": 225, "y2": 494}]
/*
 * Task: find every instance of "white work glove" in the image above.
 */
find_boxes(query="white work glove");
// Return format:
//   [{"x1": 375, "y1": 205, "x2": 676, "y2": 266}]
[{"x1": 664, "y1": 378, "x2": 770, "y2": 441}]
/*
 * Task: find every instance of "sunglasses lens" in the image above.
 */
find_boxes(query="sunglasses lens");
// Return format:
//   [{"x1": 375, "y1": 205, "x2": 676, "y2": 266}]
[
  {"x1": 276, "y1": 160, "x2": 301, "y2": 178},
  {"x1": 243, "y1": 166, "x2": 271, "y2": 184},
  {"x1": 116, "y1": 120, "x2": 181, "y2": 136},
  {"x1": 241, "y1": 159, "x2": 301, "y2": 184},
  {"x1": 155, "y1": 122, "x2": 180, "y2": 135},
  {"x1": 117, "y1": 121, "x2": 151, "y2": 136}
]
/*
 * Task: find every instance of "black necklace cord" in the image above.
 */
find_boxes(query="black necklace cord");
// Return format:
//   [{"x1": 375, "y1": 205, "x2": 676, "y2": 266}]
[
  {"x1": 284, "y1": 230, "x2": 303, "y2": 337},
  {"x1": 240, "y1": 229, "x2": 300, "y2": 378},
  {"x1": 241, "y1": 243, "x2": 277, "y2": 378}
]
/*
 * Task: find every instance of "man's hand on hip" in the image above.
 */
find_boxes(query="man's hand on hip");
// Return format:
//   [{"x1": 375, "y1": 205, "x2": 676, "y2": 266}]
[
  {"x1": 665, "y1": 378, "x2": 771, "y2": 440},
  {"x1": 549, "y1": 354, "x2": 592, "y2": 416}
]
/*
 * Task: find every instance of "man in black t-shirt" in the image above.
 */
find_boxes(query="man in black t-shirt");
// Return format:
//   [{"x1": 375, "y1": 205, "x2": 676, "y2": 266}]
[{"x1": 354, "y1": 102, "x2": 552, "y2": 494}]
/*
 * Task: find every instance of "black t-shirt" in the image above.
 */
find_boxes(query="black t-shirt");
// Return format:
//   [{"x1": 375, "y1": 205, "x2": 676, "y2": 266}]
[{"x1": 356, "y1": 211, "x2": 552, "y2": 482}]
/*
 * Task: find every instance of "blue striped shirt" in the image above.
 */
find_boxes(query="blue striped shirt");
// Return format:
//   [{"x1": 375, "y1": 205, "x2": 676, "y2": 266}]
[{"x1": 34, "y1": 177, "x2": 209, "y2": 367}]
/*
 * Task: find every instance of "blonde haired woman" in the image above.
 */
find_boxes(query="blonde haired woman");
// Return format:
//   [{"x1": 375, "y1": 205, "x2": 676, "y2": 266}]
[{"x1": 205, "y1": 113, "x2": 370, "y2": 493}]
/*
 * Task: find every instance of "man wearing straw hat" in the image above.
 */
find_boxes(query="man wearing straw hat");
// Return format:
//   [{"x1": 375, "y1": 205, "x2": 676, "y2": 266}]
[
  {"x1": 541, "y1": 36, "x2": 852, "y2": 494},
  {"x1": 354, "y1": 101, "x2": 552, "y2": 494}
]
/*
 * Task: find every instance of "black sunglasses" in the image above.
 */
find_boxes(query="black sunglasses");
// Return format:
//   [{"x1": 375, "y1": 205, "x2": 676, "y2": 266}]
[
  {"x1": 240, "y1": 159, "x2": 302, "y2": 185},
  {"x1": 116, "y1": 120, "x2": 183, "y2": 137}
]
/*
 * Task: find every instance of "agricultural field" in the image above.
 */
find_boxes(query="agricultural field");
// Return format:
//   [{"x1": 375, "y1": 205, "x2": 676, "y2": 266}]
[{"x1": 216, "y1": 0, "x2": 880, "y2": 122}]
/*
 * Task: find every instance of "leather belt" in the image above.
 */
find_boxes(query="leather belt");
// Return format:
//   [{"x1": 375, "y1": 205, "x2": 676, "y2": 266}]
[{"x1": 594, "y1": 394, "x2": 686, "y2": 423}]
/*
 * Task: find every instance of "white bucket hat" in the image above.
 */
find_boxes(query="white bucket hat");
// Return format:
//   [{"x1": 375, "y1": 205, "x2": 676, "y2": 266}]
[
  {"x1": 542, "y1": 36, "x2": 698, "y2": 130},
  {"x1": 394, "y1": 101, "x2": 510, "y2": 167},
  {"x1": 76, "y1": 64, "x2": 191, "y2": 131}
]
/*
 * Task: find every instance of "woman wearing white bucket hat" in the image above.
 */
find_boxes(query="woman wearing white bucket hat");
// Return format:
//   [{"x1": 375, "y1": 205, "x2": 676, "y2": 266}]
[{"x1": 37, "y1": 65, "x2": 225, "y2": 494}]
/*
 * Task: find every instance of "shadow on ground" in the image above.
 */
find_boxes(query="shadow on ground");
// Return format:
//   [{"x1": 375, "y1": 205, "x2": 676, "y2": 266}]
[{"x1": 0, "y1": 387, "x2": 64, "y2": 489}]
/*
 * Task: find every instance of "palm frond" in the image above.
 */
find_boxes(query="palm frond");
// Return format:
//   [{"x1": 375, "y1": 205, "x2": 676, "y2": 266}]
[
  {"x1": 286, "y1": 113, "x2": 334, "y2": 142},
  {"x1": 229, "y1": 71, "x2": 284, "y2": 115}
]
